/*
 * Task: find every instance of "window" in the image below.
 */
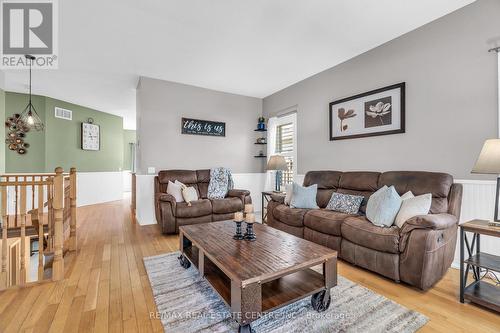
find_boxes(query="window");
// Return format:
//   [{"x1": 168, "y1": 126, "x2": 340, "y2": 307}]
[{"x1": 275, "y1": 120, "x2": 295, "y2": 187}]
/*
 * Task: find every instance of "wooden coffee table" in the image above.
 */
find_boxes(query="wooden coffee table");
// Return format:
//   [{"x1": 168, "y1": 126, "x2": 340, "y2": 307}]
[{"x1": 178, "y1": 220, "x2": 337, "y2": 333}]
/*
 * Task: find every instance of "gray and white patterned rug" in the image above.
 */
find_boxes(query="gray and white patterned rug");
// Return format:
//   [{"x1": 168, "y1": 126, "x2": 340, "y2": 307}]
[{"x1": 143, "y1": 252, "x2": 428, "y2": 333}]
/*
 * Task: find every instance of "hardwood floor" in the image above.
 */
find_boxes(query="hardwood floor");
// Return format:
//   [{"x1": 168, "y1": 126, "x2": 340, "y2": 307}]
[{"x1": 0, "y1": 199, "x2": 498, "y2": 332}]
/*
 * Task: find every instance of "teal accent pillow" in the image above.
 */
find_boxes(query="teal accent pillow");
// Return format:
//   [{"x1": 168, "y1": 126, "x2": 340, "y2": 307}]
[
  {"x1": 290, "y1": 183, "x2": 319, "y2": 209},
  {"x1": 366, "y1": 185, "x2": 402, "y2": 227}
]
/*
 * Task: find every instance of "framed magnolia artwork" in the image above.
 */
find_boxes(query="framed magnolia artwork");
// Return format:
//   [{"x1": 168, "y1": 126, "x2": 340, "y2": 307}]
[{"x1": 329, "y1": 82, "x2": 405, "y2": 140}]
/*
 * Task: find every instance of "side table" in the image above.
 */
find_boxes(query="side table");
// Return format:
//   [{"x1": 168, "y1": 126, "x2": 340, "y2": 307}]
[
  {"x1": 261, "y1": 191, "x2": 284, "y2": 224},
  {"x1": 460, "y1": 219, "x2": 500, "y2": 313}
]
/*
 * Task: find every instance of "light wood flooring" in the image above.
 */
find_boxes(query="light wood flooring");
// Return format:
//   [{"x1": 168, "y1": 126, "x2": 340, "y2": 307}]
[{"x1": 0, "y1": 199, "x2": 498, "y2": 332}]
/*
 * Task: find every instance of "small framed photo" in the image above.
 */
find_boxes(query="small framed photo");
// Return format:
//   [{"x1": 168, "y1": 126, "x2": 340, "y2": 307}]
[{"x1": 329, "y1": 82, "x2": 405, "y2": 140}]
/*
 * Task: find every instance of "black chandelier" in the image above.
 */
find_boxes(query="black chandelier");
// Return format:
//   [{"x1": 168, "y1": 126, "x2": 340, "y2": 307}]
[{"x1": 17, "y1": 55, "x2": 44, "y2": 131}]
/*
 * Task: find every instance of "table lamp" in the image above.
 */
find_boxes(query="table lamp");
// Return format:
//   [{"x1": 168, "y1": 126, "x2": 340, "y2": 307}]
[
  {"x1": 472, "y1": 139, "x2": 500, "y2": 222},
  {"x1": 267, "y1": 155, "x2": 288, "y2": 192}
]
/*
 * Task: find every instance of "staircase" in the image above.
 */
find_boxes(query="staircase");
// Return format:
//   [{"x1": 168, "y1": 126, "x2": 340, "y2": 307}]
[{"x1": 0, "y1": 167, "x2": 77, "y2": 289}]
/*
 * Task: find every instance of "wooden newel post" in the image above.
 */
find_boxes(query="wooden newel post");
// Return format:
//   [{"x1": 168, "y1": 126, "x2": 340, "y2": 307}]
[
  {"x1": 52, "y1": 167, "x2": 65, "y2": 281},
  {"x1": 69, "y1": 167, "x2": 77, "y2": 251}
]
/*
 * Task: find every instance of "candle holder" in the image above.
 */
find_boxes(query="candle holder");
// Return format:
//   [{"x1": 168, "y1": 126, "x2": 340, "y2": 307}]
[
  {"x1": 233, "y1": 221, "x2": 244, "y2": 240},
  {"x1": 233, "y1": 211, "x2": 244, "y2": 240},
  {"x1": 244, "y1": 222, "x2": 256, "y2": 241},
  {"x1": 244, "y1": 212, "x2": 256, "y2": 241}
]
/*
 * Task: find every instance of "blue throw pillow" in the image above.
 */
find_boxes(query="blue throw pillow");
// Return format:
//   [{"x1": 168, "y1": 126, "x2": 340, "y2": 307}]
[
  {"x1": 326, "y1": 192, "x2": 364, "y2": 214},
  {"x1": 366, "y1": 185, "x2": 402, "y2": 227},
  {"x1": 290, "y1": 183, "x2": 319, "y2": 209}
]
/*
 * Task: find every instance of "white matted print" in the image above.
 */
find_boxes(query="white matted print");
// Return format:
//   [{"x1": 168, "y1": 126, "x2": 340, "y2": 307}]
[{"x1": 329, "y1": 83, "x2": 405, "y2": 140}]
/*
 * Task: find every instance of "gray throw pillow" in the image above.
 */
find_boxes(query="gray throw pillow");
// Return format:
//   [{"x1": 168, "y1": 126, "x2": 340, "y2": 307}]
[
  {"x1": 326, "y1": 192, "x2": 363, "y2": 214},
  {"x1": 290, "y1": 183, "x2": 319, "y2": 209},
  {"x1": 366, "y1": 185, "x2": 402, "y2": 227}
]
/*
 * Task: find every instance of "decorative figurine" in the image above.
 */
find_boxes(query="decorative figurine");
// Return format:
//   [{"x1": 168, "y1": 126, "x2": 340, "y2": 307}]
[{"x1": 257, "y1": 116, "x2": 266, "y2": 130}]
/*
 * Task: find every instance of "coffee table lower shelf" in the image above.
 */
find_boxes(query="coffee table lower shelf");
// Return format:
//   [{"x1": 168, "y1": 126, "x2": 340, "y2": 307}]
[{"x1": 203, "y1": 260, "x2": 325, "y2": 312}]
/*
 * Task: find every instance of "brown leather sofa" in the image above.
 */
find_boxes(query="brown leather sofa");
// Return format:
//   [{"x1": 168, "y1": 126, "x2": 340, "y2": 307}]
[
  {"x1": 154, "y1": 169, "x2": 251, "y2": 234},
  {"x1": 267, "y1": 171, "x2": 463, "y2": 290}
]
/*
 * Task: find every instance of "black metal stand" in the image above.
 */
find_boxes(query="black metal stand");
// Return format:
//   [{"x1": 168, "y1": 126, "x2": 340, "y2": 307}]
[
  {"x1": 460, "y1": 229, "x2": 481, "y2": 303},
  {"x1": 244, "y1": 223, "x2": 256, "y2": 241},
  {"x1": 233, "y1": 221, "x2": 244, "y2": 240}
]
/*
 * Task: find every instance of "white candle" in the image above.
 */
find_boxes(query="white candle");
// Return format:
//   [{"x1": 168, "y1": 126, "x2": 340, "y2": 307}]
[
  {"x1": 244, "y1": 204, "x2": 254, "y2": 214},
  {"x1": 234, "y1": 211, "x2": 244, "y2": 222}
]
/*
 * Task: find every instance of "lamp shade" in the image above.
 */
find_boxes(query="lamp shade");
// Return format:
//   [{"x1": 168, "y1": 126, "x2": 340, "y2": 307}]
[
  {"x1": 472, "y1": 139, "x2": 500, "y2": 174},
  {"x1": 267, "y1": 155, "x2": 288, "y2": 171}
]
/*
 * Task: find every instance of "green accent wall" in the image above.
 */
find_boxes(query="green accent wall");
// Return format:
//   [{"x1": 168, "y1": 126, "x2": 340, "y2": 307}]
[
  {"x1": 4, "y1": 92, "x2": 125, "y2": 173},
  {"x1": 44, "y1": 97, "x2": 124, "y2": 172},
  {"x1": 123, "y1": 129, "x2": 136, "y2": 171},
  {"x1": 0, "y1": 89, "x2": 5, "y2": 173},
  {"x1": 5, "y1": 92, "x2": 46, "y2": 173}
]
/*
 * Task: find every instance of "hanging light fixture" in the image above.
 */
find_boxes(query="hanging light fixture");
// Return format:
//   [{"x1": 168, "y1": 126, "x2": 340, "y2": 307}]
[{"x1": 17, "y1": 55, "x2": 44, "y2": 131}]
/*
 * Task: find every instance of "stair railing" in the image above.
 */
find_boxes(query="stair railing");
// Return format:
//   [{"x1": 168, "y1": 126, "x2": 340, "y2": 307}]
[{"x1": 0, "y1": 167, "x2": 77, "y2": 290}]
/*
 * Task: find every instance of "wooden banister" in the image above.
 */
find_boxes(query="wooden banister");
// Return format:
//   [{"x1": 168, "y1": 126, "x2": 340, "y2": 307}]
[
  {"x1": 69, "y1": 168, "x2": 77, "y2": 251},
  {"x1": 19, "y1": 185, "x2": 27, "y2": 285},
  {"x1": 0, "y1": 186, "x2": 7, "y2": 289},
  {"x1": 0, "y1": 167, "x2": 77, "y2": 290},
  {"x1": 51, "y1": 167, "x2": 64, "y2": 281}
]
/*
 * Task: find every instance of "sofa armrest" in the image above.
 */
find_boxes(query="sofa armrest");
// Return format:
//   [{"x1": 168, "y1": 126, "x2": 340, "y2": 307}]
[
  {"x1": 271, "y1": 194, "x2": 285, "y2": 204},
  {"x1": 404, "y1": 213, "x2": 458, "y2": 230},
  {"x1": 227, "y1": 189, "x2": 250, "y2": 197}
]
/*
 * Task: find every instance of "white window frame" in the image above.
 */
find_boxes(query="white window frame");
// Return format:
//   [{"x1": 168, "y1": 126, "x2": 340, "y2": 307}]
[{"x1": 269, "y1": 112, "x2": 297, "y2": 185}]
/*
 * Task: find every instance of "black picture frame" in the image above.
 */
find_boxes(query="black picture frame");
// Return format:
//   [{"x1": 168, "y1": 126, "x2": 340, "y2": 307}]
[
  {"x1": 329, "y1": 82, "x2": 405, "y2": 141},
  {"x1": 181, "y1": 117, "x2": 226, "y2": 137}
]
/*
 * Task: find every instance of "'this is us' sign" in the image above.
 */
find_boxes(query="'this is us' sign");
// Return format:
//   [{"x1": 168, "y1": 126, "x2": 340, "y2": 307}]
[{"x1": 181, "y1": 118, "x2": 225, "y2": 137}]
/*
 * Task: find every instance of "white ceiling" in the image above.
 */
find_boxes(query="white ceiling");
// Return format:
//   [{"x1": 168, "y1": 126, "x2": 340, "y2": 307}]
[{"x1": 2, "y1": 0, "x2": 475, "y2": 129}]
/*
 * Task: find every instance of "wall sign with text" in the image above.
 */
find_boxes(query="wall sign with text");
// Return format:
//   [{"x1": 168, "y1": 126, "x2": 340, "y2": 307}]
[{"x1": 181, "y1": 118, "x2": 226, "y2": 137}]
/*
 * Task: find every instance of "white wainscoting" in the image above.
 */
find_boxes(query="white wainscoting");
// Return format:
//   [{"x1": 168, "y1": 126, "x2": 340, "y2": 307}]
[
  {"x1": 4, "y1": 171, "x2": 124, "y2": 211},
  {"x1": 135, "y1": 173, "x2": 269, "y2": 226},
  {"x1": 77, "y1": 172, "x2": 124, "y2": 206},
  {"x1": 452, "y1": 179, "x2": 500, "y2": 267}
]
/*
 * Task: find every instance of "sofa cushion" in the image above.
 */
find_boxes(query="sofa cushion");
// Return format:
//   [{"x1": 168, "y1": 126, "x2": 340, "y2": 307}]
[
  {"x1": 290, "y1": 183, "x2": 319, "y2": 209},
  {"x1": 273, "y1": 204, "x2": 309, "y2": 227},
  {"x1": 211, "y1": 197, "x2": 243, "y2": 214},
  {"x1": 378, "y1": 171, "x2": 453, "y2": 214},
  {"x1": 304, "y1": 209, "x2": 352, "y2": 236},
  {"x1": 341, "y1": 216, "x2": 400, "y2": 254},
  {"x1": 176, "y1": 199, "x2": 212, "y2": 218},
  {"x1": 366, "y1": 186, "x2": 402, "y2": 227}
]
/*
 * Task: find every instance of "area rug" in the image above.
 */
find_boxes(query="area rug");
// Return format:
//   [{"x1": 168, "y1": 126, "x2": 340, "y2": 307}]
[{"x1": 143, "y1": 252, "x2": 428, "y2": 333}]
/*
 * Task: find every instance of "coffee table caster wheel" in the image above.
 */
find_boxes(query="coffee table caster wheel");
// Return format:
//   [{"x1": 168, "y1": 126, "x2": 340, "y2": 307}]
[
  {"x1": 311, "y1": 290, "x2": 331, "y2": 312},
  {"x1": 178, "y1": 255, "x2": 191, "y2": 269},
  {"x1": 238, "y1": 324, "x2": 254, "y2": 333}
]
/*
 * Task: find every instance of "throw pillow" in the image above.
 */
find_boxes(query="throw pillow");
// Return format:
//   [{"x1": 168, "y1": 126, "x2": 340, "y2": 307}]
[
  {"x1": 366, "y1": 185, "x2": 402, "y2": 227},
  {"x1": 284, "y1": 183, "x2": 293, "y2": 205},
  {"x1": 182, "y1": 187, "x2": 199, "y2": 206},
  {"x1": 175, "y1": 180, "x2": 186, "y2": 188},
  {"x1": 401, "y1": 191, "x2": 414, "y2": 201},
  {"x1": 326, "y1": 192, "x2": 364, "y2": 214},
  {"x1": 394, "y1": 193, "x2": 432, "y2": 228},
  {"x1": 290, "y1": 183, "x2": 319, "y2": 209},
  {"x1": 167, "y1": 181, "x2": 184, "y2": 202}
]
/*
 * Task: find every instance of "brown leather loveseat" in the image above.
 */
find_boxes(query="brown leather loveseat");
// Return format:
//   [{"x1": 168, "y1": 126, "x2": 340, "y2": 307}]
[
  {"x1": 267, "y1": 171, "x2": 463, "y2": 290},
  {"x1": 155, "y1": 169, "x2": 251, "y2": 234}
]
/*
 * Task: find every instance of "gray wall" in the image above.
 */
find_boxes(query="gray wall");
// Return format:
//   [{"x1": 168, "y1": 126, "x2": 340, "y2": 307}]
[
  {"x1": 263, "y1": 0, "x2": 500, "y2": 180},
  {"x1": 137, "y1": 77, "x2": 263, "y2": 174}
]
